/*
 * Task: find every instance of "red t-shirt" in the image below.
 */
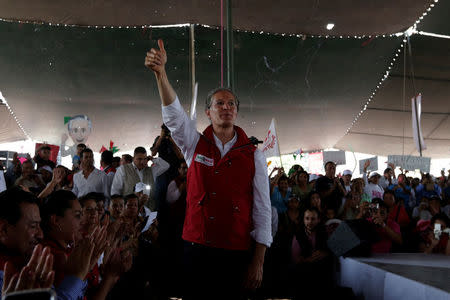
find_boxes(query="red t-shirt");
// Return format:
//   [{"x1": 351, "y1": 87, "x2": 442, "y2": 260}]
[
  {"x1": 388, "y1": 205, "x2": 410, "y2": 228},
  {"x1": 371, "y1": 219, "x2": 401, "y2": 253}
]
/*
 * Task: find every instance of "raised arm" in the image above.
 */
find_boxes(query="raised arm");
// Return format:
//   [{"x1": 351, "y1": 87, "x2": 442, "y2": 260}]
[{"x1": 144, "y1": 39, "x2": 176, "y2": 106}]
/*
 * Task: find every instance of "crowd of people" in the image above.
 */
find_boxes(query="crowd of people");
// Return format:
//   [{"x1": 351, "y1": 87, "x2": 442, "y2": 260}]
[{"x1": 0, "y1": 39, "x2": 448, "y2": 300}]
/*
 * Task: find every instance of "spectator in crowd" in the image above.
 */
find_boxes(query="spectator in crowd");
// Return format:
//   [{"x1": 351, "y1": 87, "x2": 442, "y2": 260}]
[
  {"x1": 101, "y1": 150, "x2": 116, "y2": 203},
  {"x1": 339, "y1": 192, "x2": 361, "y2": 221},
  {"x1": 151, "y1": 124, "x2": 184, "y2": 179},
  {"x1": 419, "y1": 213, "x2": 450, "y2": 255},
  {"x1": 308, "y1": 191, "x2": 324, "y2": 216},
  {"x1": 363, "y1": 172, "x2": 384, "y2": 200},
  {"x1": 291, "y1": 171, "x2": 312, "y2": 202},
  {"x1": 342, "y1": 169, "x2": 353, "y2": 193},
  {"x1": 379, "y1": 163, "x2": 397, "y2": 189},
  {"x1": 290, "y1": 206, "x2": 332, "y2": 297},
  {"x1": 0, "y1": 187, "x2": 90, "y2": 299},
  {"x1": 120, "y1": 154, "x2": 133, "y2": 166},
  {"x1": 165, "y1": 160, "x2": 188, "y2": 232},
  {"x1": 315, "y1": 161, "x2": 345, "y2": 211},
  {"x1": 383, "y1": 190, "x2": 410, "y2": 228},
  {"x1": 388, "y1": 173, "x2": 414, "y2": 212},
  {"x1": 14, "y1": 160, "x2": 45, "y2": 193},
  {"x1": 111, "y1": 147, "x2": 169, "y2": 211},
  {"x1": 79, "y1": 193, "x2": 101, "y2": 236},
  {"x1": 71, "y1": 143, "x2": 86, "y2": 172},
  {"x1": 72, "y1": 149, "x2": 110, "y2": 199},
  {"x1": 412, "y1": 196, "x2": 434, "y2": 222},
  {"x1": 109, "y1": 194, "x2": 125, "y2": 222},
  {"x1": 38, "y1": 166, "x2": 53, "y2": 185},
  {"x1": 134, "y1": 183, "x2": 152, "y2": 219},
  {"x1": 362, "y1": 198, "x2": 402, "y2": 253},
  {"x1": 38, "y1": 165, "x2": 71, "y2": 199},
  {"x1": 270, "y1": 171, "x2": 291, "y2": 214},
  {"x1": 416, "y1": 174, "x2": 442, "y2": 203},
  {"x1": 112, "y1": 157, "x2": 121, "y2": 169},
  {"x1": 33, "y1": 145, "x2": 56, "y2": 170},
  {"x1": 4, "y1": 153, "x2": 21, "y2": 188}
]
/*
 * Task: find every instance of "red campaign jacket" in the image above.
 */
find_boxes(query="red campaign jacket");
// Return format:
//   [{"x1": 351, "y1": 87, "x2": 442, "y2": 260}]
[{"x1": 182, "y1": 125, "x2": 256, "y2": 251}]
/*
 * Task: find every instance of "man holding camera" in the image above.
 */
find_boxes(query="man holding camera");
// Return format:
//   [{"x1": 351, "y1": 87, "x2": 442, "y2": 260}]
[{"x1": 145, "y1": 39, "x2": 272, "y2": 299}]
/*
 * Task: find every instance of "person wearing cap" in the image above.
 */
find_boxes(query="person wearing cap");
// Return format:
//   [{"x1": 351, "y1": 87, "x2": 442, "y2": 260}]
[
  {"x1": 33, "y1": 145, "x2": 56, "y2": 170},
  {"x1": 342, "y1": 170, "x2": 353, "y2": 193},
  {"x1": 145, "y1": 39, "x2": 272, "y2": 299},
  {"x1": 111, "y1": 146, "x2": 169, "y2": 211},
  {"x1": 38, "y1": 165, "x2": 53, "y2": 184},
  {"x1": 134, "y1": 182, "x2": 152, "y2": 218},
  {"x1": 363, "y1": 172, "x2": 385, "y2": 200}
]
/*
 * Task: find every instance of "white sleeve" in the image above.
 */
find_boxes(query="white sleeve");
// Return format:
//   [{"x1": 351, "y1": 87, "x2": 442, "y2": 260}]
[
  {"x1": 101, "y1": 172, "x2": 110, "y2": 199},
  {"x1": 111, "y1": 167, "x2": 124, "y2": 196},
  {"x1": 166, "y1": 180, "x2": 181, "y2": 205},
  {"x1": 151, "y1": 157, "x2": 170, "y2": 178},
  {"x1": 363, "y1": 172, "x2": 369, "y2": 186},
  {"x1": 250, "y1": 149, "x2": 273, "y2": 247},
  {"x1": 162, "y1": 97, "x2": 200, "y2": 167}
]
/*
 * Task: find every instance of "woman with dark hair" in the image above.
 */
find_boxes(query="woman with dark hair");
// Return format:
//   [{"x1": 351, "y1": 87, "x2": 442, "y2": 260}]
[
  {"x1": 270, "y1": 173, "x2": 291, "y2": 214},
  {"x1": 41, "y1": 190, "x2": 131, "y2": 299},
  {"x1": 292, "y1": 171, "x2": 312, "y2": 202},
  {"x1": 38, "y1": 165, "x2": 71, "y2": 199},
  {"x1": 307, "y1": 190, "x2": 324, "y2": 216}
]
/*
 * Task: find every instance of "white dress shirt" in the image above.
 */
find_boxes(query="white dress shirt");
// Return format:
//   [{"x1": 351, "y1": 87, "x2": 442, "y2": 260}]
[
  {"x1": 72, "y1": 168, "x2": 109, "y2": 198},
  {"x1": 166, "y1": 180, "x2": 181, "y2": 205},
  {"x1": 110, "y1": 159, "x2": 170, "y2": 196},
  {"x1": 162, "y1": 96, "x2": 273, "y2": 247}
]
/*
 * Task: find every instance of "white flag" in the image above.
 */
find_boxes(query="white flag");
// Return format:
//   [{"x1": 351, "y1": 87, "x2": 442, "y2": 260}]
[
  {"x1": 262, "y1": 118, "x2": 280, "y2": 159},
  {"x1": 411, "y1": 94, "x2": 427, "y2": 152}
]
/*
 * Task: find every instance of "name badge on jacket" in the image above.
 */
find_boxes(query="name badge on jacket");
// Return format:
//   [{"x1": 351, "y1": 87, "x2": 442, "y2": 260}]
[{"x1": 195, "y1": 154, "x2": 214, "y2": 167}]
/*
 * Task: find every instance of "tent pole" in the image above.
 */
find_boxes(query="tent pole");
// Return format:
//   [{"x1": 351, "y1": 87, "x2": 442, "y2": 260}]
[
  {"x1": 226, "y1": 0, "x2": 234, "y2": 91},
  {"x1": 190, "y1": 24, "x2": 196, "y2": 102}
]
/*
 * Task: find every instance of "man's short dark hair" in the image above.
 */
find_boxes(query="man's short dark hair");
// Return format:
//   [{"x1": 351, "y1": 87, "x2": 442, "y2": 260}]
[
  {"x1": 80, "y1": 148, "x2": 93, "y2": 158},
  {"x1": 304, "y1": 206, "x2": 321, "y2": 217},
  {"x1": 79, "y1": 192, "x2": 104, "y2": 206},
  {"x1": 111, "y1": 194, "x2": 124, "y2": 200},
  {"x1": 124, "y1": 194, "x2": 138, "y2": 204},
  {"x1": 112, "y1": 157, "x2": 120, "y2": 164},
  {"x1": 101, "y1": 150, "x2": 113, "y2": 165},
  {"x1": 0, "y1": 187, "x2": 39, "y2": 225},
  {"x1": 77, "y1": 143, "x2": 87, "y2": 149},
  {"x1": 39, "y1": 145, "x2": 51, "y2": 151},
  {"x1": 122, "y1": 154, "x2": 133, "y2": 163},
  {"x1": 384, "y1": 168, "x2": 392, "y2": 174},
  {"x1": 205, "y1": 87, "x2": 240, "y2": 111},
  {"x1": 431, "y1": 213, "x2": 449, "y2": 227},
  {"x1": 324, "y1": 161, "x2": 336, "y2": 169},
  {"x1": 372, "y1": 198, "x2": 388, "y2": 210},
  {"x1": 134, "y1": 147, "x2": 147, "y2": 156},
  {"x1": 277, "y1": 174, "x2": 289, "y2": 185},
  {"x1": 41, "y1": 190, "x2": 77, "y2": 233}
]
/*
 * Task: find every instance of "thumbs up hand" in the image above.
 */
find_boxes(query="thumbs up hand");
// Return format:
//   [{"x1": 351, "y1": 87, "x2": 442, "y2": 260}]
[{"x1": 145, "y1": 39, "x2": 167, "y2": 75}]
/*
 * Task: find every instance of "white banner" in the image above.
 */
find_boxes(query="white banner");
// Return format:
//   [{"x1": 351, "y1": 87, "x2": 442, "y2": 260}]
[
  {"x1": 411, "y1": 94, "x2": 427, "y2": 153},
  {"x1": 262, "y1": 118, "x2": 280, "y2": 159},
  {"x1": 359, "y1": 157, "x2": 378, "y2": 174},
  {"x1": 388, "y1": 155, "x2": 431, "y2": 173},
  {"x1": 323, "y1": 150, "x2": 346, "y2": 165}
]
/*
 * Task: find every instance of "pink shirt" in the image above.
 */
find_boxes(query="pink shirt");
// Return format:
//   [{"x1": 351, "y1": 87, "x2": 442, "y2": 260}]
[{"x1": 371, "y1": 219, "x2": 400, "y2": 253}]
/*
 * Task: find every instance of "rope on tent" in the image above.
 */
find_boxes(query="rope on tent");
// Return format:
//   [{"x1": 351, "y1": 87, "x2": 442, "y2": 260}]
[
  {"x1": 220, "y1": 0, "x2": 224, "y2": 87},
  {"x1": 402, "y1": 38, "x2": 407, "y2": 156}
]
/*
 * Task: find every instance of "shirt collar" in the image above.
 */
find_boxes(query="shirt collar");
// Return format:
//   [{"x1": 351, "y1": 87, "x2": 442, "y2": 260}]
[{"x1": 212, "y1": 131, "x2": 237, "y2": 150}]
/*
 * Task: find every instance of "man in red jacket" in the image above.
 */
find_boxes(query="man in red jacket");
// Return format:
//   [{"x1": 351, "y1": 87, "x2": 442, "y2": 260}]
[{"x1": 145, "y1": 40, "x2": 272, "y2": 299}]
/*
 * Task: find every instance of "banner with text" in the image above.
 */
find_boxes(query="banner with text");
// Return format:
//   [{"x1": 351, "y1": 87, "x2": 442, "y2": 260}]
[
  {"x1": 323, "y1": 150, "x2": 346, "y2": 165},
  {"x1": 359, "y1": 157, "x2": 378, "y2": 174},
  {"x1": 388, "y1": 155, "x2": 431, "y2": 173}
]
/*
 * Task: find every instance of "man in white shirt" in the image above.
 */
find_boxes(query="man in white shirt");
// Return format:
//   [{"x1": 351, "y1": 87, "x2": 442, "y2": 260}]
[
  {"x1": 72, "y1": 148, "x2": 109, "y2": 198},
  {"x1": 145, "y1": 39, "x2": 272, "y2": 299},
  {"x1": 110, "y1": 146, "x2": 169, "y2": 211}
]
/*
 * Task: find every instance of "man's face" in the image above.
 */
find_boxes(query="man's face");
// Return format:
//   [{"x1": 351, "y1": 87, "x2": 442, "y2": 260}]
[
  {"x1": 1, "y1": 203, "x2": 43, "y2": 257},
  {"x1": 133, "y1": 153, "x2": 148, "y2": 170},
  {"x1": 110, "y1": 198, "x2": 124, "y2": 220},
  {"x1": 371, "y1": 175, "x2": 380, "y2": 185},
  {"x1": 69, "y1": 119, "x2": 91, "y2": 144},
  {"x1": 343, "y1": 174, "x2": 352, "y2": 184},
  {"x1": 278, "y1": 179, "x2": 289, "y2": 193},
  {"x1": 120, "y1": 156, "x2": 128, "y2": 166},
  {"x1": 81, "y1": 152, "x2": 94, "y2": 169},
  {"x1": 125, "y1": 198, "x2": 139, "y2": 218},
  {"x1": 58, "y1": 200, "x2": 83, "y2": 243},
  {"x1": 21, "y1": 162, "x2": 34, "y2": 178},
  {"x1": 96, "y1": 201, "x2": 105, "y2": 217},
  {"x1": 205, "y1": 91, "x2": 238, "y2": 128},
  {"x1": 304, "y1": 210, "x2": 319, "y2": 232},
  {"x1": 82, "y1": 199, "x2": 98, "y2": 226},
  {"x1": 39, "y1": 149, "x2": 51, "y2": 161},
  {"x1": 325, "y1": 163, "x2": 336, "y2": 178},
  {"x1": 383, "y1": 193, "x2": 395, "y2": 208}
]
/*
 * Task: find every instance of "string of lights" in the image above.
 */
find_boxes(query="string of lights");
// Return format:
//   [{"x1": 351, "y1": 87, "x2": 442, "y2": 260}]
[{"x1": 0, "y1": 91, "x2": 32, "y2": 140}]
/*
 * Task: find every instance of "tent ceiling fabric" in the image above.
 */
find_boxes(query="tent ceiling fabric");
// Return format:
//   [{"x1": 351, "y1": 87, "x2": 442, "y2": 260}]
[
  {"x1": 0, "y1": 0, "x2": 432, "y2": 36},
  {"x1": 0, "y1": 105, "x2": 26, "y2": 143}
]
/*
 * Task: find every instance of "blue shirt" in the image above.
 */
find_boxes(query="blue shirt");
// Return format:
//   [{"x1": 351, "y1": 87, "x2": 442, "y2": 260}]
[
  {"x1": 0, "y1": 271, "x2": 86, "y2": 300},
  {"x1": 415, "y1": 183, "x2": 442, "y2": 202},
  {"x1": 270, "y1": 186, "x2": 291, "y2": 213},
  {"x1": 388, "y1": 184, "x2": 413, "y2": 210}
]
